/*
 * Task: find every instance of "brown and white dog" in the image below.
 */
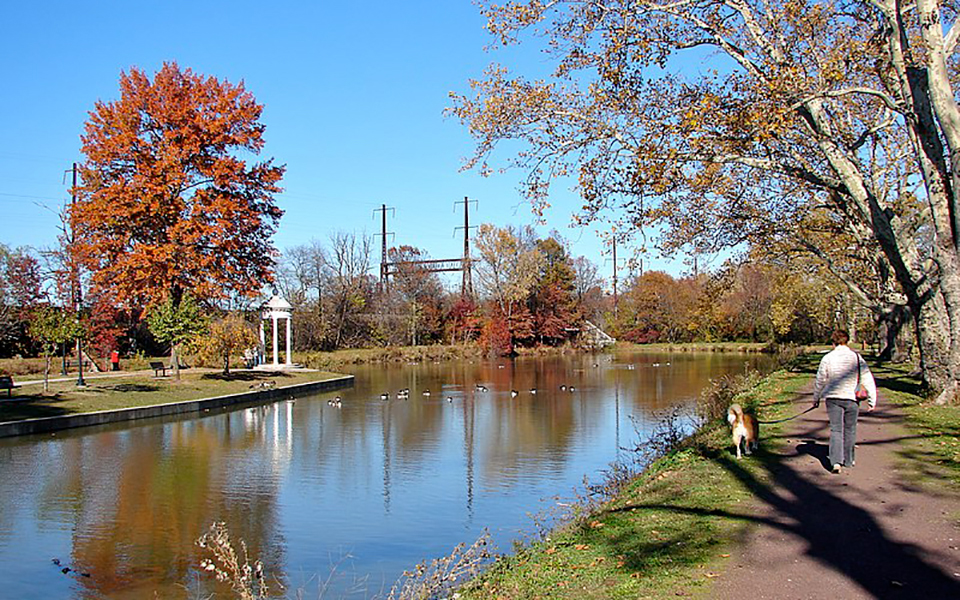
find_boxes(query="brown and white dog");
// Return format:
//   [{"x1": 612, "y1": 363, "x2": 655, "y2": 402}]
[{"x1": 727, "y1": 403, "x2": 759, "y2": 459}]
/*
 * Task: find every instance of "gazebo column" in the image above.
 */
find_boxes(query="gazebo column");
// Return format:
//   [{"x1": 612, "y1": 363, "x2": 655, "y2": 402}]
[
  {"x1": 272, "y1": 313, "x2": 279, "y2": 366},
  {"x1": 285, "y1": 316, "x2": 292, "y2": 365},
  {"x1": 259, "y1": 321, "x2": 265, "y2": 365}
]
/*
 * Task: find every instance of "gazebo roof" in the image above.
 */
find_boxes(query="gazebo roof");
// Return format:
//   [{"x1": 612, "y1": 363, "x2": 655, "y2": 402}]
[{"x1": 264, "y1": 294, "x2": 293, "y2": 311}]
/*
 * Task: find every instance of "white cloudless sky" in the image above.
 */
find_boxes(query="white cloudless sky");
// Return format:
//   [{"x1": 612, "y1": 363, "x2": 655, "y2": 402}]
[{"x1": 1, "y1": 1, "x2": 707, "y2": 283}]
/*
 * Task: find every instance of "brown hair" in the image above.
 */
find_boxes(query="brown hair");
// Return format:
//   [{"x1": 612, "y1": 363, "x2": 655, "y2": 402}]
[{"x1": 831, "y1": 330, "x2": 850, "y2": 345}]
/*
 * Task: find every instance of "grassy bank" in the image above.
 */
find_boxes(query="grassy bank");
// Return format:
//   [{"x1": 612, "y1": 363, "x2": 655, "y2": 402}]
[
  {"x1": 612, "y1": 341, "x2": 822, "y2": 354},
  {"x1": 0, "y1": 369, "x2": 343, "y2": 423},
  {"x1": 296, "y1": 344, "x2": 485, "y2": 370},
  {"x1": 871, "y1": 362, "x2": 960, "y2": 488},
  {"x1": 457, "y1": 354, "x2": 957, "y2": 599},
  {"x1": 294, "y1": 341, "x2": 791, "y2": 372},
  {"x1": 0, "y1": 340, "x2": 809, "y2": 380},
  {"x1": 296, "y1": 342, "x2": 598, "y2": 370}
]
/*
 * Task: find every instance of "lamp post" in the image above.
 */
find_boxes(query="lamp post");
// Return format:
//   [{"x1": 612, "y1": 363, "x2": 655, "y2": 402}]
[{"x1": 71, "y1": 162, "x2": 86, "y2": 387}]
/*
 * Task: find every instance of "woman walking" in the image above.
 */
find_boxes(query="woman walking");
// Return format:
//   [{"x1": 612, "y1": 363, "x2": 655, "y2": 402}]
[{"x1": 813, "y1": 330, "x2": 877, "y2": 473}]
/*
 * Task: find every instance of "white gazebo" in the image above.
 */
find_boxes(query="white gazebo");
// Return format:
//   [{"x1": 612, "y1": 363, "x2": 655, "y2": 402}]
[{"x1": 260, "y1": 293, "x2": 294, "y2": 368}]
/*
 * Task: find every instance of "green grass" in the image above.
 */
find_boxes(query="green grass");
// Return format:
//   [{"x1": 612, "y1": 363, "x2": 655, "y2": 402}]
[
  {"x1": 0, "y1": 369, "x2": 344, "y2": 423},
  {"x1": 869, "y1": 361, "x2": 960, "y2": 488}
]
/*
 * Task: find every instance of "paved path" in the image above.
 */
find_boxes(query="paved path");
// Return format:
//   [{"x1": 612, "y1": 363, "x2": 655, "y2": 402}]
[
  {"x1": 14, "y1": 366, "x2": 304, "y2": 387},
  {"x1": 710, "y1": 385, "x2": 960, "y2": 599},
  {"x1": 15, "y1": 368, "x2": 219, "y2": 387}
]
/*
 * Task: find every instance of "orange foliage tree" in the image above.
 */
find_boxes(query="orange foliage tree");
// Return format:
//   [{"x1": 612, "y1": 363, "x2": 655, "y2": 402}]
[{"x1": 70, "y1": 62, "x2": 284, "y2": 312}]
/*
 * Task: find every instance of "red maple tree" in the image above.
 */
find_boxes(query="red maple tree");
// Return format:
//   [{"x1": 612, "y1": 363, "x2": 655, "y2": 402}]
[{"x1": 70, "y1": 62, "x2": 284, "y2": 309}]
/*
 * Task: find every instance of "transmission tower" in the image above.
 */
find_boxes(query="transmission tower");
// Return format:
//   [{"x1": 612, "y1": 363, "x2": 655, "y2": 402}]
[
  {"x1": 373, "y1": 204, "x2": 395, "y2": 290},
  {"x1": 455, "y1": 196, "x2": 477, "y2": 298}
]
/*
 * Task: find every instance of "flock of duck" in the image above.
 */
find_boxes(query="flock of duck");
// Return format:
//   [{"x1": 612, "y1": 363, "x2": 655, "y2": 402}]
[
  {"x1": 324, "y1": 382, "x2": 585, "y2": 408},
  {"x1": 322, "y1": 360, "x2": 669, "y2": 408}
]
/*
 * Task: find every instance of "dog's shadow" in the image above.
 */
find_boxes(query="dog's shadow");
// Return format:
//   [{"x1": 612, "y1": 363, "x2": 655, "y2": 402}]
[{"x1": 796, "y1": 440, "x2": 833, "y2": 472}]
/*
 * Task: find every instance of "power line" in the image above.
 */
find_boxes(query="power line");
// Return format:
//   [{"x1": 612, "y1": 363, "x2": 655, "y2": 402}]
[{"x1": 0, "y1": 191, "x2": 64, "y2": 202}]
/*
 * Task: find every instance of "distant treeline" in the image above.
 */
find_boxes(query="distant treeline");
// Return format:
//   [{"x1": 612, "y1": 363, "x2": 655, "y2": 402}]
[{"x1": 1, "y1": 231, "x2": 885, "y2": 362}]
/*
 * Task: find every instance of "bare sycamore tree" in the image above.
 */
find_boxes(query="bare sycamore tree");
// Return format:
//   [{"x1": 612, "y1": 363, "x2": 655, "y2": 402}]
[
  {"x1": 328, "y1": 231, "x2": 373, "y2": 348},
  {"x1": 572, "y1": 255, "x2": 605, "y2": 321}
]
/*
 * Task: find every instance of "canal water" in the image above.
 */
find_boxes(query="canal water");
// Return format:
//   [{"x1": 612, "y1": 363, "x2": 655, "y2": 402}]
[{"x1": 0, "y1": 351, "x2": 772, "y2": 598}]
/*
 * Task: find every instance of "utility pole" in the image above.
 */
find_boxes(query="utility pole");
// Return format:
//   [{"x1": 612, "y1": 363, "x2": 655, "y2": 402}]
[
  {"x1": 373, "y1": 204, "x2": 395, "y2": 291},
  {"x1": 604, "y1": 230, "x2": 626, "y2": 321},
  {"x1": 71, "y1": 162, "x2": 85, "y2": 387},
  {"x1": 454, "y1": 196, "x2": 477, "y2": 298},
  {"x1": 612, "y1": 236, "x2": 618, "y2": 320}
]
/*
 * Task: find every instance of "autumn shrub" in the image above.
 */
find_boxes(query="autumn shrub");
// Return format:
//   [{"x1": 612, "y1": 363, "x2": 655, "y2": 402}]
[
  {"x1": 195, "y1": 314, "x2": 258, "y2": 374},
  {"x1": 621, "y1": 328, "x2": 662, "y2": 344},
  {"x1": 480, "y1": 317, "x2": 513, "y2": 357},
  {"x1": 697, "y1": 370, "x2": 767, "y2": 424}
]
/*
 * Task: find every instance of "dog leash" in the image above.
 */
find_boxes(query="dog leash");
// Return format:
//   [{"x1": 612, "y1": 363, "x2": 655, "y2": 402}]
[{"x1": 756, "y1": 404, "x2": 818, "y2": 424}]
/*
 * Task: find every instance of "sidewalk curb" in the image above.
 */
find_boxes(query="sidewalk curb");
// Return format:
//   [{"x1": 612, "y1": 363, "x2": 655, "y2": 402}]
[{"x1": 0, "y1": 375, "x2": 354, "y2": 438}]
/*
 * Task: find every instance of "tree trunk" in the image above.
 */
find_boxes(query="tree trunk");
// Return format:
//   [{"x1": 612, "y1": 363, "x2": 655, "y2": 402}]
[
  {"x1": 913, "y1": 284, "x2": 960, "y2": 405},
  {"x1": 877, "y1": 304, "x2": 912, "y2": 362},
  {"x1": 43, "y1": 353, "x2": 50, "y2": 393}
]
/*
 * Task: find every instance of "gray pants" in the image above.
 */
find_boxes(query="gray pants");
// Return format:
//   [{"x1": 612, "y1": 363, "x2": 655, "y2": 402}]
[{"x1": 826, "y1": 398, "x2": 860, "y2": 467}]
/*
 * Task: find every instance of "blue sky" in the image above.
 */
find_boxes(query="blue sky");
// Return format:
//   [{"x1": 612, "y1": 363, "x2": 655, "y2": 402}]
[{"x1": 1, "y1": 1, "x2": 696, "y2": 282}]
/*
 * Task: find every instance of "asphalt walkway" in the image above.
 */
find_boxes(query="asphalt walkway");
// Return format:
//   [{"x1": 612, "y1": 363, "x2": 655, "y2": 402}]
[{"x1": 710, "y1": 386, "x2": 960, "y2": 598}]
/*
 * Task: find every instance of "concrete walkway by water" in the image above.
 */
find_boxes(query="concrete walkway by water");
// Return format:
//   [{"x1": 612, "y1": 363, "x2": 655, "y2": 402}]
[
  {"x1": 15, "y1": 365, "x2": 312, "y2": 387},
  {"x1": 2, "y1": 368, "x2": 352, "y2": 438}
]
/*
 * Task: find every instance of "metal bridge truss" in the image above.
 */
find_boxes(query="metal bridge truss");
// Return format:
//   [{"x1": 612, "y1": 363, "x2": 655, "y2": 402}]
[{"x1": 384, "y1": 258, "x2": 471, "y2": 276}]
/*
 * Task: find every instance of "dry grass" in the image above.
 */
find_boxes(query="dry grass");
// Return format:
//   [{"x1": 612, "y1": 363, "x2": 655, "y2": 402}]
[
  {"x1": 387, "y1": 531, "x2": 495, "y2": 600},
  {"x1": 197, "y1": 522, "x2": 270, "y2": 600},
  {"x1": 196, "y1": 522, "x2": 494, "y2": 600},
  {"x1": 297, "y1": 344, "x2": 485, "y2": 370}
]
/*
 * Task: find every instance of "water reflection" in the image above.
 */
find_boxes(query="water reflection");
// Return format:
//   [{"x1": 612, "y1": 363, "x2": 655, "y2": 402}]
[{"x1": 0, "y1": 351, "x2": 771, "y2": 598}]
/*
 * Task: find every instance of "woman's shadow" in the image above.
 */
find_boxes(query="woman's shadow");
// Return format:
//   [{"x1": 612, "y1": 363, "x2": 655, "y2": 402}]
[{"x1": 796, "y1": 440, "x2": 833, "y2": 472}]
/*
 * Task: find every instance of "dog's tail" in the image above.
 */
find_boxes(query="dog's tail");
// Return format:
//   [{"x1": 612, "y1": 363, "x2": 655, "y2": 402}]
[{"x1": 727, "y1": 403, "x2": 744, "y2": 425}]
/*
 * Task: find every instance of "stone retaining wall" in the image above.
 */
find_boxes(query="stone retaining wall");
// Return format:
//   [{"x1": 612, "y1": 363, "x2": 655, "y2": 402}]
[{"x1": 0, "y1": 375, "x2": 354, "y2": 438}]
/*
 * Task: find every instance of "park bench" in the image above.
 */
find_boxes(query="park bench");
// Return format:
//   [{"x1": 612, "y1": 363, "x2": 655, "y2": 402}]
[
  {"x1": 150, "y1": 362, "x2": 168, "y2": 377},
  {"x1": 0, "y1": 375, "x2": 18, "y2": 398}
]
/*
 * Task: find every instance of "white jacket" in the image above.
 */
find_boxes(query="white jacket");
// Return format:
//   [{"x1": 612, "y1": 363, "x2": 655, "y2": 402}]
[{"x1": 814, "y1": 345, "x2": 877, "y2": 408}]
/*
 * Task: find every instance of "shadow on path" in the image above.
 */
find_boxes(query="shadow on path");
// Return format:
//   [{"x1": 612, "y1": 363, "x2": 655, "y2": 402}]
[{"x1": 609, "y1": 400, "x2": 960, "y2": 598}]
